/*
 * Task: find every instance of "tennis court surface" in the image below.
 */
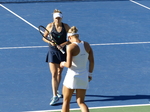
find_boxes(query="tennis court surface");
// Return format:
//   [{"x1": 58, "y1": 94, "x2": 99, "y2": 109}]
[{"x1": 0, "y1": 0, "x2": 150, "y2": 112}]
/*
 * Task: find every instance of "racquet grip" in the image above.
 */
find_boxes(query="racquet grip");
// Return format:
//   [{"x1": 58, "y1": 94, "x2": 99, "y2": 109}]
[{"x1": 59, "y1": 49, "x2": 65, "y2": 54}]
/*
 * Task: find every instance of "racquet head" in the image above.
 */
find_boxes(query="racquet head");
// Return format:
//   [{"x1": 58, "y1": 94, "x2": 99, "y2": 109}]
[
  {"x1": 38, "y1": 25, "x2": 65, "y2": 54},
  {"x1": 38, "y1": 25, "x2": 52, "y2": 41}
]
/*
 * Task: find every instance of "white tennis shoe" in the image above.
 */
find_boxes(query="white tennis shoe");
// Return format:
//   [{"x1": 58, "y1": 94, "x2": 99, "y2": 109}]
[{"x1": 49, "y1": 96, "x2": 59, "y2": 106}]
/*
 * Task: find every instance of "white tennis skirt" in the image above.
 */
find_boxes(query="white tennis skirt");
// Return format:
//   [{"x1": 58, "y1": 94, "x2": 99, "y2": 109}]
[{"x1": 63, "y1": 69, "x2": 89, "y2": 89}]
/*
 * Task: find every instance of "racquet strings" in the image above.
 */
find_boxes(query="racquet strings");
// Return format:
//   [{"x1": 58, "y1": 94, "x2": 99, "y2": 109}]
[{"x1": 39, "y1": 26, "x2": 51, "y2": 40}]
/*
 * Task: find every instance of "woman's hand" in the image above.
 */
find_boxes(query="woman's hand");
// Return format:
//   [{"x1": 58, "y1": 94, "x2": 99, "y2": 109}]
[
  {"x1": 48, "y1": 40, "x2": 56, "y2": 46},
  {"x1": 88, "y1": 76, "x2": 92, "y2": 82},
  {"x1": 56, "y1": 45, "x2": 63, "y2": 50},
  {"x1": 60, "y1": 61, "x2": 66, "y2": 68}
]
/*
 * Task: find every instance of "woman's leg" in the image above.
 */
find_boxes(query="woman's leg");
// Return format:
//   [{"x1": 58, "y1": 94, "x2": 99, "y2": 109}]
[
  {"x1": 62, "y1": 86, "x2": 74, "y2": 112},
  {"x1": 76, "y1": 89, "x2": 89, "y2": 112},
  {"x1": 49, "y1": 63, "x2": 63, "y2": 96},
  {"x1": 57, "y1": 64, "x2": 63, "y2": 93}
]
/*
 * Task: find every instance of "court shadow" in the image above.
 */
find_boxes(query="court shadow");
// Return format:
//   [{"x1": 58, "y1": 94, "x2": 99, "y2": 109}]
[
  {"x1": 53, "y1": 94, "x2": 150, "y2": 106},
  {"x1": 84, "y1": 94, "x2": 150, "y2": 102},
  {"x1": 53, "y1": 102, "x2": 63, "y2": 106},
  {"x1": 54, "y1": 101, "x2": 77, "y2": 106}
]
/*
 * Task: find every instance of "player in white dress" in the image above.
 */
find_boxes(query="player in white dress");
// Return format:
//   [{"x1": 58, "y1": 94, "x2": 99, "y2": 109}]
[{"x1": 60, "y1": 26, "x2": 94, "y2": 112}]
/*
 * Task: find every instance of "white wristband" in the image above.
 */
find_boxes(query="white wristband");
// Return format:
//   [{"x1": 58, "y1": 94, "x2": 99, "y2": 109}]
[
  {"x1": 89, "y1": 72, "x2": 92, "y2": 77},
  {"x1": 61, "y1": 61, "x2": 66, "y2": 66}
]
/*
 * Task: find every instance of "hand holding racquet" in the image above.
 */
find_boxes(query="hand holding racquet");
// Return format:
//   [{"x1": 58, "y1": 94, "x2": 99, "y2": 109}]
[{"x1": 38, "y1": 25, "x2": 65, "y2": 54}]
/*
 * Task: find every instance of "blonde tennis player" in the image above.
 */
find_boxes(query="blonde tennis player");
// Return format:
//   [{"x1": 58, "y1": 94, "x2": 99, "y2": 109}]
[
  {"x1": 43, "y1": 9, "x2": 70, "y2": 106},
  {"x1": 60, "y1": 26, "x2": 94, "y2": 112}
]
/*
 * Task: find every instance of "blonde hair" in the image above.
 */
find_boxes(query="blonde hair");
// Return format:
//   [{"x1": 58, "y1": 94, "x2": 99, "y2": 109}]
[
  {"x1": 68, "y1": 26, "x2": 78, "y2": 34},
  {"x1": 53, "y1": 9, "x2": 62, "y2": 14}
]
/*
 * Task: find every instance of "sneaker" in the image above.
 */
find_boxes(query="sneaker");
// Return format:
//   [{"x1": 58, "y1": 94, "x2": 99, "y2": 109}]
[
  {"x1": 49, "y1": 96, "x2": 59, "y2": 106},
  {"x1": 57, "y1": 91, "x2": 63, "y2": 98}
]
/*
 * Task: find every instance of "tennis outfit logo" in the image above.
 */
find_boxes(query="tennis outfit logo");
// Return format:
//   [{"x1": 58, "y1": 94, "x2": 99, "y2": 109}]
[{"x1": 80, "y1": 53, "x2": 85, "y2": 56}]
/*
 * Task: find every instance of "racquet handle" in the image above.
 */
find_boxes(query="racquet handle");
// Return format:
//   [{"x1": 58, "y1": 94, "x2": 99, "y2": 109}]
[{"x1": 60, "y1": 49, "x2": 65, "y2": 54}]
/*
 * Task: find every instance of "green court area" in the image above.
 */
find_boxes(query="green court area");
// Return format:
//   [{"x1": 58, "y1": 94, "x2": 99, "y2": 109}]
[{"x1": 47, "y1": 104, "x2": 150, "y2": 112}]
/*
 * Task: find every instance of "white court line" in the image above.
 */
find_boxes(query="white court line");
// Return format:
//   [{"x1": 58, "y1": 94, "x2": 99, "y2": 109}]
[
  {"x1": 24, "y1": 103, "x2": 150, "y2": 112},
  {"x1": 0, "y1": 41, "x2": 150, "y2": 50},
  {"x1": 91, "y1": 41, "x2": 150, "y2": 46},
  {"x1": 0, "y1": 46, "x2": 48, "y2": 50},
  {"x1": 1, "y1": 41, "x2": 150, "y2": 50},
  {"x1": 0, "y1": 4, "x2": 38, "y2": 31},
  {"x1": 130, "y1": 0, "x2": 150, "y2": 10}
]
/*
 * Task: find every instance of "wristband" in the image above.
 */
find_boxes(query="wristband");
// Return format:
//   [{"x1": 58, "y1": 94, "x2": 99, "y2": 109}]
[
  {"x1": 61, "y1": 61, "x2": 66, "y2": 66},
  {"x1": 89, "y1": 72, "x2": 92, "y2": 77}
]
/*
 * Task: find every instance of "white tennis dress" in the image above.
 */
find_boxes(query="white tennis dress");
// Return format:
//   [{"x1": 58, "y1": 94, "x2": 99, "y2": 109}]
[{"x1": 63, "y1": 41, "x2": 89, "y2": 89}]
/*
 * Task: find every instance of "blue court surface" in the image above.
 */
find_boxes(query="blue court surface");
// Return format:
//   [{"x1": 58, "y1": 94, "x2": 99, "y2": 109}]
[{"x1": 0, "y1": 0, "x2": 150, "y2": 112}]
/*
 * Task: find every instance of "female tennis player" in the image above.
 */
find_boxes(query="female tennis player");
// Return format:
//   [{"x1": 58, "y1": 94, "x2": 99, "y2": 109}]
[
  {"x1": 60, "y1": 26, "x2": 94, "y2": 112},
  {"x1": 43, "y1": 9, "x2": 70, "y2": 106}
]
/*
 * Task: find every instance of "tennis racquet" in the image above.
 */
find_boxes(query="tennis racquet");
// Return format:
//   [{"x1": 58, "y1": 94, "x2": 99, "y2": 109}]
[{"x1": 38, "y1": 25, "x2": 65, "y2": 54}]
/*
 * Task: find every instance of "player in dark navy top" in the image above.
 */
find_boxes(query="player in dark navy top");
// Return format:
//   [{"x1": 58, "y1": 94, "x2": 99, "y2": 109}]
[{"x1": 43, "y1": 9, "x2": 70, "y2": 105}]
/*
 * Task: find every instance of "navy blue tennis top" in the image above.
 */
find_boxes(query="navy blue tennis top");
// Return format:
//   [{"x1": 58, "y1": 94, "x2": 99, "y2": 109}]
[
  {"x1": 51, "y1": 23, "x2": 67, "y2": 45},
  {"x1": 46, "y1": 23, "x2": 67, "y2": 63}
]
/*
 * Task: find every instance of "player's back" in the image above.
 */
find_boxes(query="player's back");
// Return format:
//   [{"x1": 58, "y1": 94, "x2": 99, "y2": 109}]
[{"x1": 70, "y1": 41, "x2": 89, "y2": 72}]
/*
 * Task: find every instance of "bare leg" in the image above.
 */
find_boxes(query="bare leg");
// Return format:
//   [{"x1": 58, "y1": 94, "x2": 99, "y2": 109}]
[
  {"x1": 76, "y1": 89, "x2": 89, "y2": 112},
  {"x1": 49, "y1": 63, "x2": 63, "y2": 96},
  {"x1": 57, "y1": 65, "x2": 63, "y2": 92},
  {"x1": 62, "y1": 86, "x2": 74, "y2": 112}
]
